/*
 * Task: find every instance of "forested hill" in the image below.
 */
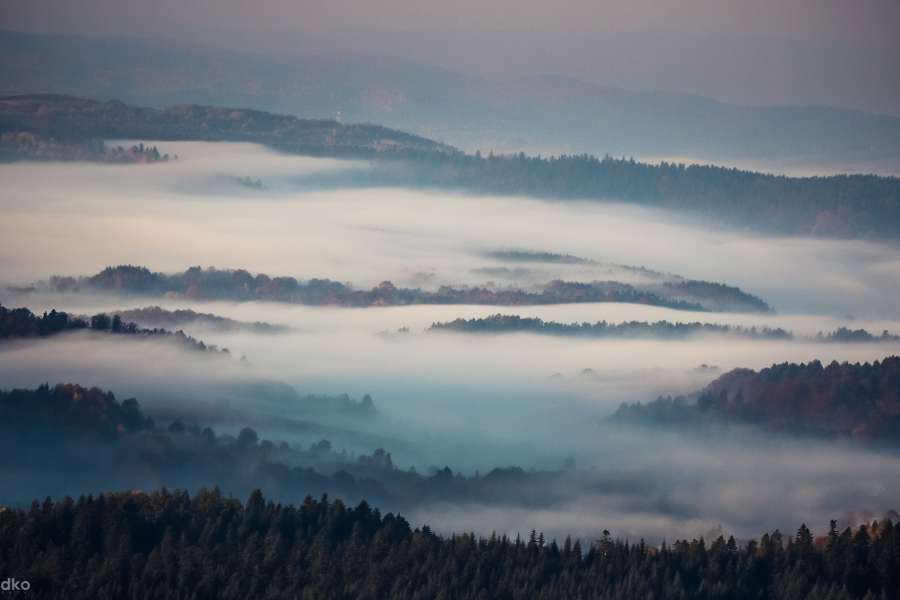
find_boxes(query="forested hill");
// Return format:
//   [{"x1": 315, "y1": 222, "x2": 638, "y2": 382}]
[
  {"x1": 388, "y1": 152, "x2": 900, "y2": 238},
  {"x1": 0, "y1": 94, "x2": 450, "y2": 157},
  {"x1": 613, "y1": 356, "x2": 900, "y2": 443},
  {"x1": 112, "y1": 305, "x2": 288, "y2": 334},
  {"x1": 37, "y1": 264, "x2": 771, "y2": 312},
  {"x1": 5, "y1": 94, "x2": 900, "y2": 237},
  {"x1": 697, "y1": 357, "x2": 900, "y2": 438},
  {"x1": 0, "y1": 305, "x2": 230, "y2": 355},
  {"x1": 430, "y1": 314, "x2": 900, "y2": 343},
  {"x1": 1, "y1": 488, "x2": 897, "y2": 599}
]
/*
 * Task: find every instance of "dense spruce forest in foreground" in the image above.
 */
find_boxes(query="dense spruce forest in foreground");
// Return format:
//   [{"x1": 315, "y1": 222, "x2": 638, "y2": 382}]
[
  {"x1": 2, "y1": 94, "x2": 900, "y2": 238},
  {"x1": 613, "y1": 357, "x2": 900, "y2": 443},
  {"x1": 0, "y1": 305, "x2": 229, "y2": 355},
  {"x1": 31, "y1": 264, "x2": 771, "y2": 312},
  {"x1": 1, "y1": 488, "x2": 897, "y2": 600}
]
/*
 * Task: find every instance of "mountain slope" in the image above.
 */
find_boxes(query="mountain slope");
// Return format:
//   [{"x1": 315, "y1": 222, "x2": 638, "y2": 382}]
[{"x1": 0, "y1": 92, "x2": 450, "y2": 157}]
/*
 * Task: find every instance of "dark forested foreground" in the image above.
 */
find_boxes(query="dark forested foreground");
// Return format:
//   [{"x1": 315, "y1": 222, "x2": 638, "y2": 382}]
[
  {"x1": 32, "y1": 264, "x2": 771, "y2": 313},
  {"x1": 0, "y1": 489, "x2": 898, "y2": 600}
]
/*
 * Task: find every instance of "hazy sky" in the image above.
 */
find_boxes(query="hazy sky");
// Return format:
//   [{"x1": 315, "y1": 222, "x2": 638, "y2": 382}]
[
  {"x1": 2, "y1": 0, "x2": 900, "y2": 115},
  {"x1": 4, "y1": 0, "x2": 898, "y2": 47}
]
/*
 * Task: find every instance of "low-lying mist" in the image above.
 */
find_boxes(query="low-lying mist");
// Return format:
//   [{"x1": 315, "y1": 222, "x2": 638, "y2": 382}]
[
  {"x1": 2, "y1": 140, "x2": 900, "y2": 542},
  {"x1": 2, "y1": 332, "x2": 899, "y2": 545},
  {"x1": 409, "y1": 431, "x2": 900, "y2": 543},
  {"x1": 3, "y1": 141, "x2": 900, "y2": 317}
]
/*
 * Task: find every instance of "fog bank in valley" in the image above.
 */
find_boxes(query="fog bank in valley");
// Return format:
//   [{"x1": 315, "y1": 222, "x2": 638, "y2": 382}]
[
  {"x1": 2, "y1": 140, "x2": 900, "y2": 542},
  {"x1": 3, "y1": 142, "x2": 900, "y2": 317},
  {"x1": 2, "y1": 331, "x2": 899, "y2": 544}
]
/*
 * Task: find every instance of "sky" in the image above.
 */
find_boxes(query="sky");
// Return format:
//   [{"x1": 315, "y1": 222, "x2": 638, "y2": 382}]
[
  {"x1": 2, "y1": 0, "x2": 900, "y2": 115},
  {"x1": 3, "y1": 0, "x2": 899, "y2": 47}
]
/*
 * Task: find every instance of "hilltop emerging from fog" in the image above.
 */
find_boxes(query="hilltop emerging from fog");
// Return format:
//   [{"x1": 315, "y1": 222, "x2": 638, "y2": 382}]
[
  {"x1": 34, "y1": 264, "x2": 773, "y2": 313},
  {"x1": 0, "y1": 305, "x2": 231, "y2": 356},
  {"x1": 112, "y1": 306, "x2": 289, "y2": 334},
  {"x1": 430, "y1": 314, "x2": 900, "y2": 343},
  {"x1": 613, "y1": 356, "x2": 900, "y2": 443}
]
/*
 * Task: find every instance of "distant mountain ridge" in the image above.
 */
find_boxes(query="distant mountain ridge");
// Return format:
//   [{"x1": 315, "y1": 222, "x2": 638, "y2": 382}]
[{"x1": 3, "y1": 29, "x2": 900, "y2": 169}]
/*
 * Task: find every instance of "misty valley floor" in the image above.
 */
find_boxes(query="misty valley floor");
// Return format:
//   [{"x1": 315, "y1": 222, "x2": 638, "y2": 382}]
[{"x1": 2, "y1": 141, "x2": 900, "y2": 546}]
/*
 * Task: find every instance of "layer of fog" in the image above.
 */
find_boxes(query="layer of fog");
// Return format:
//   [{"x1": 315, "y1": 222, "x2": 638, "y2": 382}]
[
  {"x1": 2, "y1": 142, "x2": 900, "y2": 318},
  {"x1": 3, "y1": 141, "x2": 900, "y2": 541},
  {"x1": 411, "y1": 431, "x2": 900, "y2": 543},
  {"x1": 410, "y1": 444, "x2": 900, "y2": 544},
  {"x1": 2, "y1": 310, "x2": 898, "y2": 466},
  {"x1": 3, "y1": 331, "x2": 900, "y2": 544}
]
